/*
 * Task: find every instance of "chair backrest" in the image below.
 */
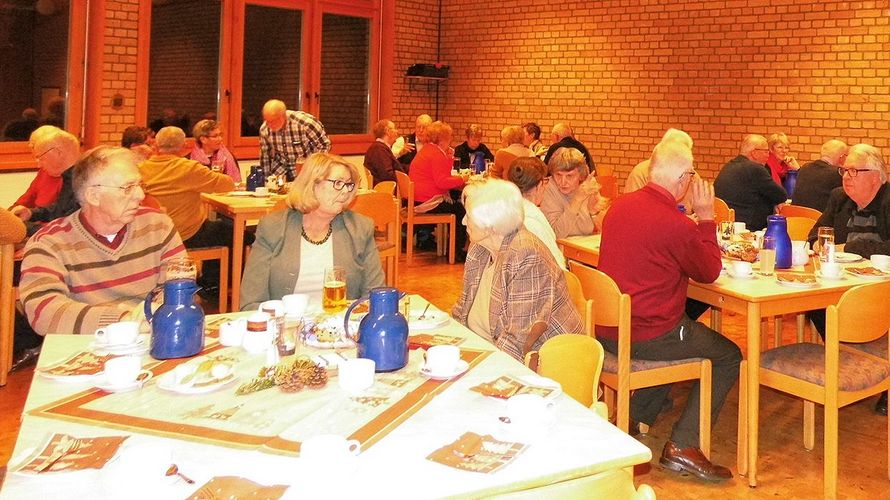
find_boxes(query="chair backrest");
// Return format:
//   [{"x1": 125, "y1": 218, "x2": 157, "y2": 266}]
[
  {"x1": 358, "y1": 165, "x2": 373, "y2": 190},
  {"x1": 525, "y1": 334, "x2": 605, "y2": 408},
  {"x1": 374, "y1": 180, "x2": 396, "y2": 196},
  {"x1": 569, "y1": 261, "x2": 630, "y2": 331},
  {"x1": 786, "y1": 216, "x2": 817, "y2": 241},
  {"x1": 714, "y1": 197, "x2": 733, "y2": 224},
  {"x1": 597, "y1": 174, "x2": 618, "y2": 200},
  {"x1": 829, "y1": 281, "x2": 890, "y2": 345},
  {"x1": 1, "y1": 242, "x2": 16, "y2": 385},
  {"x1": 394, "y1": 171, "x2": 415, "y2": 222},
  {"x1": 778, "y1": 203, "x2": 822, "y2": 220},
  {"x1": 564, "y1": 270, "x2": 592, "y2": 336},
  {"x1": 350, "y1": 191, "x2": 397, "y2": 234}
]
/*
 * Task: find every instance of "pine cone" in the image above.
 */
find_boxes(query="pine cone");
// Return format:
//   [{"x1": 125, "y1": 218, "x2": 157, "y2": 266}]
[
  {"x1": 304, "y1": 365, "x2": 328, "y2": 388},
  {"x1": 273, "y1": 365, "x2": 293, "y2": 386},
  {"x1": 279, "y1": 371, "x2": 305, "y2": 393}
]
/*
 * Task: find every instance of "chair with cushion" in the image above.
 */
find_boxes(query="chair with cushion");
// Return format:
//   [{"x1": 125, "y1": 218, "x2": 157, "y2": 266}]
[
  {"x1": 570, "y1": 262, "x2": 712, "y2": 455},
  {"x1": 525, "y1": 334, "x2": 607, "y2": 418},
  {"x1": 778, "y1": 203, "x2": 822, "y2": 220},
  {"x1": 394, "y1": 171, "x2": 456, "y2": 265},
  {"x1": 350, "y1": 191, "x2": 400, "y2": 287},
  {"x1": 738, "y1": 281, "x2": 890, "y2": 497}
]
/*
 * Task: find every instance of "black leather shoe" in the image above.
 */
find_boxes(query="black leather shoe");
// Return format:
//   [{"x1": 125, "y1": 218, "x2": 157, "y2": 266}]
[
  {"x1": 660, "y1": 440, "x2": 732, "y2": 483},
  {"x1": 11, "y1": 346, "x2": 41, "y2": 372},
  {"x1": 876, "y1": 392, "x2": 888, "y2": 416}
]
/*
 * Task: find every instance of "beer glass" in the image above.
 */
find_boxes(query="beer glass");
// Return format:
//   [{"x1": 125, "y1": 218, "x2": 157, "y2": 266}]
[{"x1": 323, "y1": 266, "x2": 347, "y2": 313}]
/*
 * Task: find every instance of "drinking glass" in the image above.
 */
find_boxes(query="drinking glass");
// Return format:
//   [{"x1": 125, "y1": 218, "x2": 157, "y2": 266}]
[
  {"x1": 759, "y1": 236, "x2": 777, "y2": 276},
  {"x1": 161, "y1": 257, "x2": 197, "y2": 282},
  {"x1": 817, "y1": 227, "x2": 835, "y2": 262},
  {"x1": 323, "y1": 266, "x2": 347, "y2": 313}
]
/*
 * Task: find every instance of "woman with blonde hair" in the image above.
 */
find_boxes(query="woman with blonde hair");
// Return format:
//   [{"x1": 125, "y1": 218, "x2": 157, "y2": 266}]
[
  {"x1": 766, "y1": 132, "x2": 800, "y2": 186},
  {"x1": 240, "y1": 153, "x2": 384, "y2": 310}
]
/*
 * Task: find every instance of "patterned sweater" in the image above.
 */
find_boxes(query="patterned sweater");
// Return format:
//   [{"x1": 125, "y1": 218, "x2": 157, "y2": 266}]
[{"x1": 19, "y1": 207, "x2": 186, "y2": 336}]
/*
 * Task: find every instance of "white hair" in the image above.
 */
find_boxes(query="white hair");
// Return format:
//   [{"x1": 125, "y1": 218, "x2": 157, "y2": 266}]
[
  {"x1": 463, "y1": 179, "x2": 524, "y2": 236},
  {"x1": 649, "y1": 141, "x2": 693, "y2": 185},
  {"x1": 847, "y1": 143, "x2": 887, "y2": 184}
]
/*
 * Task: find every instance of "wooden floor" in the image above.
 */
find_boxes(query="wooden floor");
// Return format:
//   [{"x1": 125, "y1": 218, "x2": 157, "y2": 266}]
[{"x1": 2, "y1": 250, "x2": 889, "y2": 498}]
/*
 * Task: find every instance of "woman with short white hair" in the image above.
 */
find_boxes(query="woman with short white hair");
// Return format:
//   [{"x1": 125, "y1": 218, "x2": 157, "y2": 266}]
[{"x1": 452, "y1": 178, "x2": 582, "y2": 361}]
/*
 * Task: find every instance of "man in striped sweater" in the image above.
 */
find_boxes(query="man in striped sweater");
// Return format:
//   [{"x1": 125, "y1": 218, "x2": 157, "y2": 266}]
[{"x1": 17, "y1": 146, "x2": 186, "y2": 351}]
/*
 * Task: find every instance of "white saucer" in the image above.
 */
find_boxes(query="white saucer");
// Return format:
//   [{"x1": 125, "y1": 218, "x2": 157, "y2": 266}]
[
  {"x1": 726, "y1": 271, "x2": 755, "y2": 280},
  {"x1": 252, "y1": 192, "x2": 271, "y2": 198},
  {"x1": 94, "y1": 371, "x2": 152, "y2": 393},
  {"x1": 815, "y1": 270, "x2": 845, "y2": 280},
  {"x1": 157, "y1": 372, "x2": 238, "y2": 394},
  {"x1": 420, "y1": 360, "x2": 469, "y2": 380},
  {"x1": 226, "y1": 191, "x2": 253, "y2": 197},
  {"x1": 90, "y1": 336, "x2": 149, "y2": 355},
  {"x1": 833, "y1": 252, "x2": 863, "y2": 263}
]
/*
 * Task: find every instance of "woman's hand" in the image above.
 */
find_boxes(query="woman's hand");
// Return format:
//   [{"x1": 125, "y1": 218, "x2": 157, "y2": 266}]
[{"x1": 785, "y1": 156, "x2": 800, "y2": 169}]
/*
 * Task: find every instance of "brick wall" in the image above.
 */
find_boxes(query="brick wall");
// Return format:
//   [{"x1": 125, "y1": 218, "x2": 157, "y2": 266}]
[
  {"x1": 99, "y1": 0, "x2": 140, "y2": 145},
  {"x1": 390, "y1": 0, "x2": 442, "y2": 136},
  {"x1": 320, "y1": 13, "x2": 370, "y2": 135},
  {"x1": 432, "y1": 0, "x2": 890, "y2": 188}
]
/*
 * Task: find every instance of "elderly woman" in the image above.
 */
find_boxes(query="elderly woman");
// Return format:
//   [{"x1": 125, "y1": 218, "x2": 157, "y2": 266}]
[
  {"x1": 452, "y1": 178, "x2": 582, "y2": 361},
  {"x1": 409, "y1": 120, "x2": 470, "y2": 259},
  {"x1": 188, "y1": 119, "x2": 242, "y2": 182},
  {"x1": 240, "y1": 153, "x2": 384, "y2": 310},
  {"x1": 492, "y1": 125, "x2": 533, "y2": 179},
  {"x1": 453, "y1": 123, "x2": 494, "y2": 168},
  {"x1": 506, "y1": 156, "x2": 566, "y2": 269},
  {"x1": 539, "y1": 147, "x2": 602, "y2": 238},
  {"x1": 765, "y1": 132, "x2": 800, "y2": 186}
]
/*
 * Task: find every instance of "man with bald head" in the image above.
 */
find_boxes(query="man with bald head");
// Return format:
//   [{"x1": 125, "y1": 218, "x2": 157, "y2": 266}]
[
  {"x1": 599, "y1": 140, "x2": 740, "y2": 483},
  {"x1": 791, "y1": 139, "x2": 848, "y2": 211},
  {"x1": 543, "y1": 123, "x2": 595, "y2": 175},
  {"x1": 397, "y1": 114, "x2": 433, "y2": 167},
  {"x1": 714, "y1": 134, "x2": 788, "y2": 231},
  {"x1": 259, "y1": 99, "x2": 331, "y2": 180}
]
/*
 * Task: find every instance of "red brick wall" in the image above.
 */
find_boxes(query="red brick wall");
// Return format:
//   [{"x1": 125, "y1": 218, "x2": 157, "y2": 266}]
[
  {"x1": 99, "y1": 0, "x2": 140, "y2": 145},
  {"x1": 390, "y1": 0, "x2": 442, "y2": 136},
  {"x1": 433, "y1": 0, "x2": 890, "y2": 188}
]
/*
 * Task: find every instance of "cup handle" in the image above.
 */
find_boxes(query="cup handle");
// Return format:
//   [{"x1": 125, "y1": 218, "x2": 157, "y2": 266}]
[
  {"x1": 95, "y1": 329, "x2": 107, "y2": 342},
  {"x1": 137, "y1": 370, "x2": 154, "y2": 384},
  {"x1": 346, "y1": 440, "x2": 361, "y2": 455}
]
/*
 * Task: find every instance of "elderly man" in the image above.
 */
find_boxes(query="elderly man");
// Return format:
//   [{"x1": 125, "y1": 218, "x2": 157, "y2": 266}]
[
  {"x1": 714, "y1": 134, "x2": 788, "y2": 231},
  {"x1": 791, "y1": 139, "x2": 848, "y2": 211},
  {"x1": 543, "y1": 123, "x2": 595, "y2": 175},
  {"x1": 140, "y1": 126, "x2": 237, "y2": 292},
  {"x1": 522, "y1": 122, "x2": 547, "y2": 158},
  {"x1": 121, "y1": 125, "x2": 157, "y2": 162},
  {"x1": 598, "y1": 141, "x2": 741, "y2": 483},
  {"x1": 396, "y1": 114, "x2": 432, "y2": 167},
  {"x1": 363, "y1": 119, "x2": 406, "y2": 184},
  {"x1": 805, "y1": 143, "x2": 890, "y2": 414},
  {"x1": 624, "y1": 128, "x2": 694, "y2": 194},
  {"x1": 492, "y1": 125, "x2": 533, "y2": 179},
  {"x1": 259, "y1": 99, "x2": 331, "y2": 180},
  {"x1": 17, "y1": 146, "x2": 186, "y2": 363},
  {"x1": 10, "y1": 127, "x2": 82, "y2": 235},
  {"x1": 540, "y1": 147, "x2": 601, "y2": 238}
]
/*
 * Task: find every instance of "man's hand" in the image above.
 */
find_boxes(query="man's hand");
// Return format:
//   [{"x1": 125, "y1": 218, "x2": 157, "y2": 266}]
[
  {"x1": 10, "y1": 205, "x2": 32, "y2": 222},
  {"x1": 690, "y1": 178, "x2": 715, "y2": 221},
  {"x1": 398, "y1": 142, "x2": 416, "y2": 157}
]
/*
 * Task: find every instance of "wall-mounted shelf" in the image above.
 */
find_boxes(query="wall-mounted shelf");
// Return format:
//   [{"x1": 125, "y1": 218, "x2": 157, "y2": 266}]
[{"x1": 406, "y1": 75, "x2": 447, "y2": 92}]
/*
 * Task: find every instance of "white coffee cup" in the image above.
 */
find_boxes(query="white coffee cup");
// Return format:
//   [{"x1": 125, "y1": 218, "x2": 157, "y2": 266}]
[
  {"x1": 219, "y1": 318, "x2": 247, "y2": 347},
  {"x1": 242, "y1": 312, "x2": 273, "y2": 353},
  {"x1": 104, "y1": 355, "x2": 150, "y2": 387},
  {"x1": 729, "y1": 260, "x2": 753, "y2": 277},
  {"x1": 282, "y1": 294, "x2": 310, "y2": 317},
  {"x1": 733, "y1": 222, "x2": 747, "y2": 234},
  {"x1": 301, "y1": 434, "x2": 361, "y2": 461},
  {"x1": 259, "y1": 300, "x2": 285, "y2": 318},
  {"x1": 95, "y1": 321, "x2": 140, "y2": 346},
  {"x1": 821, "y1": 262, "x2": 843, "y2": 278},
  {"x1": 339, "y1": 358, "x2": 375, "y2": 393},
  {"x1": 425, "y1": 345, "x2": 460, "y2": 374},
  {"x1": 870, "y1": 254, "x2": 890, "y2": 272},
  {"x1": 255, "y1": 186, "x2": 269, "y2": 196},
  {"x1": 505, "y1": 393, "x2": 551, "y2": 428}
]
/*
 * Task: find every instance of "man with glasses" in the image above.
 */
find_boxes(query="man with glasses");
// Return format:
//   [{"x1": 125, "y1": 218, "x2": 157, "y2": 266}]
[
  {"x1": 791, "y1": 139, "x2": 848, "y2": 212},
  {"x1": 714, "y1": 134, "x2": 788, "y2": 231},
  {"x1": 16, "y1": 146, "x2": 186, "y2": 366},
  {"x1": 598, "y1": 140, "x2": 741, "y2": 483},
  {"x1": 805, "y1": 143, "x2": 890, "y2": 414},
  {"x1": 10, "y1": 126, "x2": 82, "y2": 235}
]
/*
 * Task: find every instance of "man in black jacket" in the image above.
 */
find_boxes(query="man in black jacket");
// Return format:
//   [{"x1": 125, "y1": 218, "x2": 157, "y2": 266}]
[
  {"x1": 791, "y1": 139, "x2": 847, "y2": 211},
  {"x1": 714, "y1": 134, "x2": 787, "y2": 231},
  {"x1": 544, "y1": 123, "x2": 595, "y2": 175}
]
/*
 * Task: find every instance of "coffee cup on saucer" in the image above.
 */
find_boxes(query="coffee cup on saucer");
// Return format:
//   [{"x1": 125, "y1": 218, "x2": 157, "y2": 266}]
[
  {"x1": 282, "y1": 294, "x2": 310, "y2": 317},
  {"x1": 871, "y1": 254, "x2": 890, "y2": 272},
  {"x1": 95, "y1": 321, "x2": 140, "y2": 346},
  {"x1": 728, "y1": 261, "x2": 753, "y2": 278},
  {"x1": 821, "y1": 262, "x2": 843, "y2": 278},
  {"x1": 219, "y1": 318, "x2": 247, "y2": 347},
  {"x1": 242, "y1": 312, "x2": 273, "y2": 353},
  {"x1": 103, "y1": 355, "x2": 151, "y2": 388},
  {"x1": 424, "y1": 345, "x2": 460, "y2": 375}
]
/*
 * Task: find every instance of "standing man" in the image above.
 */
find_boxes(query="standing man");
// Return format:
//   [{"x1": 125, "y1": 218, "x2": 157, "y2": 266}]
[
  {"x1": 792, "y1": 139, "x2": 848, "y2": 211},
  {"x1": 714, "y1": 134, "x2": 788, "y2": 231},
  {"x1": 396, "y1": 114, "x2": 432, "y2": 167},
  {"x1": 259, "y1": 99, "x2": 331, "y2": 181},
  {"x1": 544, "y1": 123, "x2": 595, "y2": 175},
  {"x1": 598, "y1": 141, "x2": 741, "y2": 483},
  {"x1": 364, "y1": 119, "x2": 406, "y2": 184}
]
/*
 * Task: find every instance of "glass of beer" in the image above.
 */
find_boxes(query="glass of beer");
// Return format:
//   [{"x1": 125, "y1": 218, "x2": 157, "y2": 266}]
[
  {"x1": 323, "y1": 266, "x2": 347, "y2": 313},
  {"x1": 817, "y1": 226, "x2": 835, "y2": 262},
  {"x1": 759, "y1": 236, "x2": 776, "y2": 276}
]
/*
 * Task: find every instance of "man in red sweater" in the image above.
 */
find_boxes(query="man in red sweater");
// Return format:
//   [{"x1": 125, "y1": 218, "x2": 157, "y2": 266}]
[{"x1": 598, "y1": 140, "x2": 742, "y2": 483}]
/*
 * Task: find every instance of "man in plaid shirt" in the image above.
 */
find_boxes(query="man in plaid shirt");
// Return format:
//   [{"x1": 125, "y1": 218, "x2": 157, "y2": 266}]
[{"x1": 259, "y1": 99, "x2": 331, "y2": 180}]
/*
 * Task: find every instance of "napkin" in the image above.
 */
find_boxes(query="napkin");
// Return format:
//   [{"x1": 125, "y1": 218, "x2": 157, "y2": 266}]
[
  {"x1": 469, "y1": 375, "x2": 558, "y2": 399},
  {"x1": 17, "y1": 433, "x2": 129, "y2": 474},
  {"x1": 408, "y1": 334, "x2": 463, "y2": 350},
  {"x1": 427, "y1": 432, "x2": 527, "y2": 474},
  {"x1": 187, "y1": 476, "x2": 289, "y2": 499},
  {"x1": 40, "y1": 351, "x2": 114, "y2": 377}
]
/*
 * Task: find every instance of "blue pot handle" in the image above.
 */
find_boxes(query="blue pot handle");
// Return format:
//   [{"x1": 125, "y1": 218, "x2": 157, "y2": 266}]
[{"x1": 143, "y1": 286, "x2": 162, "y2": 324}]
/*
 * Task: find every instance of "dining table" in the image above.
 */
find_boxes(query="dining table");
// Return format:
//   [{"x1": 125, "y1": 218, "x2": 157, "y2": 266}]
[
  {"x1": 200, "y1": 192, "x2": 288, "y2": 311},
  {"x1": 557, "y1": 233, "x2": 886, "y2": 487},
  {"x1": 0, "y1": 296, "x2": 652, "y2": 499}
]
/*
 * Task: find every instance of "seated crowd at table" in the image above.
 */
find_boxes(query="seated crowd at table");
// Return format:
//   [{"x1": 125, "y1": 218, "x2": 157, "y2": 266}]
[{"x1": 4, "y1": 101, "x2": 890, "y2": 486}]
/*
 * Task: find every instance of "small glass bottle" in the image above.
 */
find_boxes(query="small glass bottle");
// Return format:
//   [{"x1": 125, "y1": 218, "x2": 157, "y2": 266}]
[{"x1": 277, "y1": 315, "x2": 299, "y2": 356}]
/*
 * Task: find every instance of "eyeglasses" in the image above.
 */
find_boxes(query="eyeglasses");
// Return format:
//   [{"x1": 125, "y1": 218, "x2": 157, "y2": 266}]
[
  {"x1": 838, "y1": 167, "x2": 874, "y2": 178},
  {"x1": 35, "y1": 147, "x2": 57, "y2": 160},
  {"x1": 754, "y1": 148, "x2": 770, "y2": 153},
  {"x1": 678, "y1": 170, "x2": 696, "y2": 180},
  {"x1": 323, "y1": 179, "x2": 356, "y2": 192},
  {"x1": 92, "y1": 181, "x2": 146, "y2": 196}
]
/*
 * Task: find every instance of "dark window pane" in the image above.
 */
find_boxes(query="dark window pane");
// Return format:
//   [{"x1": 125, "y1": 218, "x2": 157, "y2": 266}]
[{"x1": 320, "y1": 13, "x2": 370, "y2": 135}]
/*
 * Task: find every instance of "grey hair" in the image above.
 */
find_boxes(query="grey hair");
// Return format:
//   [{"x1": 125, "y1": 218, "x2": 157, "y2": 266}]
[
  {"x1": 660, "y1": 128, "x2": 693, "y2": 149},
  {"x1": 551, "y1": 123, "x2": 573, "y2": 139},
  {"x1": 501, "y1": 125, "x2": 524, "y2": 145},
  {"x1": 649, "y1": 141, "x2": 693, "y2": 185},
  {"x1": 72, "y1": 146, "x2": 138, "y2": 204},
  {"x1": 155, "y1": 126, "x2": 186, "y2": 154},
  {"x1": 462, "y1": 178, "x2": 524, "y2": 237},
  {"x1": 740, "y1": 134, "x2": 768, "y2": 155},
  {"x1": 547, "y1": 147, "x2": 588, "y2": 177},
  {"x1": 820, "y1": 139, "x2": 848, "y2": 166},
  {"x1": 847, "y1": 143, "x2": 887, "y2": 184}
]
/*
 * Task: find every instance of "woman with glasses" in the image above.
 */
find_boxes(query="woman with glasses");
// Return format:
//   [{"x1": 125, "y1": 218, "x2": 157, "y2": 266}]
[
  {"x1": 765, "y1": 132, "x2": 800, "y2": 186},
  {"x1": 188, "y1": 119, "x2": 242, "y2": 182},
  {"x1": 240, "y1": 153, "x2": 384, "y2": 310}
]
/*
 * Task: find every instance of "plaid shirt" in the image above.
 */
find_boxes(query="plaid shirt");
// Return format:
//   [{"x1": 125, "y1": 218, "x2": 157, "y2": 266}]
[
  {"x1": 452, "y1": 228, "x2": 583, "y2": 361},
  {"x1": 259, "y1": 110, "x2": 331, "y2": 177}
]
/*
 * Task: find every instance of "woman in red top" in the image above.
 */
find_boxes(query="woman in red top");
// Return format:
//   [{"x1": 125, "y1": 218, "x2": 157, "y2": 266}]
[
  {"x1": 409, "y1": 120, "x2": 470, "y2": 260},
  {"x1": 765, "y1": 132, "x2": 800, "y2": 186}
]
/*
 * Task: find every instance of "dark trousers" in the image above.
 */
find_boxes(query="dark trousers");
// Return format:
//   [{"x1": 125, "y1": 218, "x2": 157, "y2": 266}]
[
  {"x1": 183, "y1": 219, "x2": 255, "y2": 287},
  {"x1": 599, "y1": 314, "x2": 742, "y2": 449},
  {"x1": 806, "y1": 309, "x2": 827, "y2": 340},
  {"x1": 423, "y1": 198, "x2": 467, "y2": 253}
]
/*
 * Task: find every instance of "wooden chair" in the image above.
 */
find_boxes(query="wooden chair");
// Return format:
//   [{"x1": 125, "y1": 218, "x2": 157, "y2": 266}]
[
  {"x1": 570, "y1": 262, "x2": 712, "y2": 456},
  {"x1": 0, "y1": 242, "x2": 15, "y2": 386},
  {"x1": 188, "y1": 246, "x2": 229, "y2": 313},
  {"x1": 358, "y1": 165, "x2": 373, "y2": 190},
  {"x1": 714, "y1": 197, "x2": 734, "y2": 224},
  {"x1": 739, "y1": 281, "x2": 890, "y2": 498},
  {"x1": 350, "y1": 191, "x2": 400, "y2": 287},
  {"x1": 394, "y1": 171, "x2": 456, "y2": 265},
  {"x1": 564, "y1": 270, "x2": 593, "y2": 337},
  {"x1": 373, "y1": 180, "x2": 396, "y2": 196},
  {"x1": 596, "y1": 165, "x2": 619, "y2": 201},
  {"x1": 778, "y1": 203, "x2": 822, "y2": 220},
  {"x1": 786, "y1": 216, "x2": 817, "y2": 241},
  {"x1": 525, "y1": 334, "x2": 607, "y2": 417}
]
